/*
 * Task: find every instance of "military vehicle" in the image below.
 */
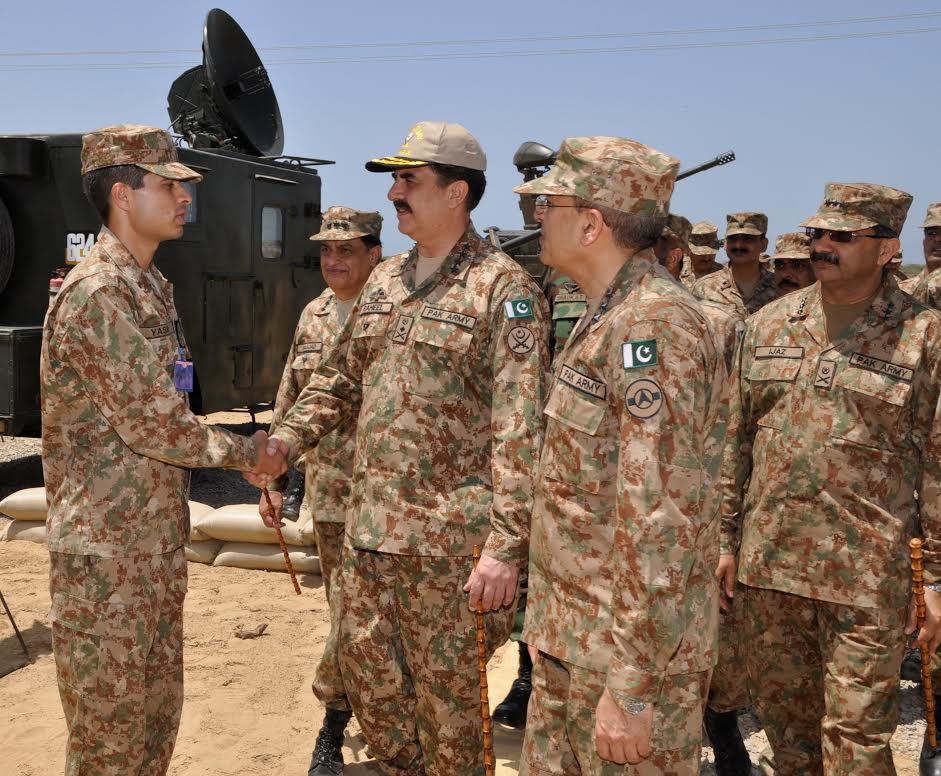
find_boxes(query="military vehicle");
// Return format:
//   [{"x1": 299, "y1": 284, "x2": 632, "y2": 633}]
[{"x1": 0, "y1": 9, "x2": 330, "y2": 435}]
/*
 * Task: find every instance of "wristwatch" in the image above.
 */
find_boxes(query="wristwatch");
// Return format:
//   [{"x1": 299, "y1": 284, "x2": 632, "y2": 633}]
[{"x1": 625, "y1": 701, "x2": 648, "y2": 715}]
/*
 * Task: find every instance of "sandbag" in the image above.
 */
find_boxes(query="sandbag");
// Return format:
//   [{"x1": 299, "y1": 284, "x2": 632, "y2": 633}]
[
  {"x1": 184, "y1": 538, "x2": 224, "y2": 565},
  {"x1": 298, "y1": 517, "x2": 316, "y2": 546},
  {"x1": 188, "y1": 501, "x2": 215, "y2": 542},
  {"x1": 0, "y1": 487, "x2": 48, "y2": 521},
  {"x1": 196, "y1": 504, "x2": 311, "y2": 546},
  {"x1": 0, "y1": 519, "x2": 47, "y2": 544},
  {"x1": 213, "y1": 541, "x2": 320, "y2": 574}
]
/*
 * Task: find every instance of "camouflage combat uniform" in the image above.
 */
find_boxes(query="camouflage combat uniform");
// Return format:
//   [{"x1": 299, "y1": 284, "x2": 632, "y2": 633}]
[
  {"x1": 544, "y1": 270, "x2": 588, "y2": 362},
  {"x1": 681, "y1": 220, "x2": 723, "y2": 291},
  {"x1": 43, "y1": 223, "x2": 256, "y2": 775},
  {"x1": 721, "y1": 184, "x2": 940, "y2": 775},
  {"x1": 692, "y1": 263, "x2": 777, "y2": 317},
  {"x1": 510, "y1": 136, "x2": 725, "y2": 775},
  {"x1": 272, "y1": 223, "x2": 549, "y2": 774},
  {"x1": 900, "y1": 270, "x2": 926, "y2": 296},
  {"x1": 909, "y1": 267, "x2": 941, "y2": 309}
]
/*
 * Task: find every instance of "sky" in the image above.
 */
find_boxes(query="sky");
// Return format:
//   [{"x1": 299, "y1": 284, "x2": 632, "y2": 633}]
[{"x1": 2, "y1": 0, "x2": 939, "y2": 259}]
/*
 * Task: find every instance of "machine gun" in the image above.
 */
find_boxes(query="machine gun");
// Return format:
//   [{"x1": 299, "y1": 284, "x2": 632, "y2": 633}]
[{"x1": 494, "y1": 147, "x2": 736, "y2": 255}]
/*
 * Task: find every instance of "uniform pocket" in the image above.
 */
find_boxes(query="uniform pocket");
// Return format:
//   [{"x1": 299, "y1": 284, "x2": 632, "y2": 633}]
[
  {"x1": 542, "y1": 384, "x2": 610, "y2": 495},
  {"x1": 405, "y1": 323, "x2": 474, "y2": 400}
]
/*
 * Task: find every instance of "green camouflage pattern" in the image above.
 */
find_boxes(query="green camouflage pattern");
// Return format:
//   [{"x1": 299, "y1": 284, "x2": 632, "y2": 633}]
[
  {"x1": 800, "y1": 181, "x2": 913, "y2": 235},
  {"x1": 270, "y1": 288, "x2": 354, "y2": 525},
  {"x1": 770, "y1": 230, "x2": 811, "y2": 260},
  {"x1": 514, "y1": 136, "x2": 679, "y2": 217},
  {"x1": 310, "y1": 205, "x2": 383, "y2": 242},
  {"x1": 521, "y1": 654, "x2": 709, "y2": 775},
  {"x1": 898, "y1": 272, "x2": 923, "y2": 295},
  {"x1": 338, "y1": 549, "x2": 515, "y2": 773},
  {"x1": 523, "y1": 250, "x2": 726, "y2": 710},
  {"x1": 909, "y1": 266, "x2": 941, "y2": 310},
  {"x1": 691, "y1": 264, "x2": 777, "y2": 317},
  {"x1": 311, "y1": 521, "x2": 351, "y2": 712},
  {"x1": 544, "y1": 270, "x2": 587, "y2": 362},
  {"x1": 743, "y1": 586, "x2": 906, "y2": 775},
  {"x1": 663, "y1": 213, "x2": 692, "y2": 252},
  {"x1": 720, "y1": 278, "x2": 941, "y2": 608},
  {"x1": 273, "y1": 222, "x2": 549, "y2": 564},
  {"x1": 689, "y1": 220, "x2": 722, "y2": 254},
  {"x1": 725, "y1": 211, "x2": 767, "y2": 237},
  {"x1": 922, "y1": 202, "x2": 941, "y2": 228},
  {"x1": 707, "y1": 585, "x2": 749, "y2": 713},
  {"x1": 49, "y1": 548, "x2": 187, "y2": 775},
  {"x1": 81, "y1": 124, "x2": 202, "y2": 180},
  {"x1": 679, "y1": 257, "x2": 722, "y2": 290},
  {"x1": 41, "y1": 228, "x2": 257, "y2": 557}
]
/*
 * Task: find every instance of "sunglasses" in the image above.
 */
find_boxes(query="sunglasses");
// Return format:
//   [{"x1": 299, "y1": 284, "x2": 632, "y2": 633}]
[{"x1": 804, "y1": 227, "x2": 886, "y2": 243}]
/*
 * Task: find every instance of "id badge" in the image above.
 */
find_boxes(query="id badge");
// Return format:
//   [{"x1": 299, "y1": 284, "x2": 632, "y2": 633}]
[{"x1": 173, "y1": 348, "x2": 194, "y2": 392}]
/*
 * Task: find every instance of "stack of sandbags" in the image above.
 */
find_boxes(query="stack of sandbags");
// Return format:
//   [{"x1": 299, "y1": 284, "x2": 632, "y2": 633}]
[
  {"x1": 192, "y1": 504, "x2": 320, "y2": 575},
  {"x1": 0, "y1": 487, "x2": 48, "y2": 544},
  {"x1": 185, "y1": 501, "x2": 222, "y2": 564}
]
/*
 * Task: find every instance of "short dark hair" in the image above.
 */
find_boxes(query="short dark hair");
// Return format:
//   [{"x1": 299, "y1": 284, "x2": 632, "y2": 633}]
[
  {"x1": 82, "y1": 164, "x2": 147, "y2": 223},
  {"x1": 359, "y1": 234, "x2": 382, "y2": 250},
  {"x1": 430, "y1": 163, "x2": 486, "y2": 212},
  {"x1": 576, "y1": 199, "x2": 666, "y2": 251}
]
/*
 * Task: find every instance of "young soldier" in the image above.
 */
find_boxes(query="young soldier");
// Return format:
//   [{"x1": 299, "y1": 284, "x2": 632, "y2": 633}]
[
  {"x1": 681, "y1": 220, "x2": 723, "y2": 290},
  {"x1": 41, "y1": 124, "x2": 285, "y2": 776},
  {"x1": 771, "y1": 231, "x2": 815, "y2": 299}
]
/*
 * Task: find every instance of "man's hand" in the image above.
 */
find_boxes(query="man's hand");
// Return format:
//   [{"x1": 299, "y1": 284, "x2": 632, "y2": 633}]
[
  {"x1": 715, "y1": 553, "x2": 737, "y2": 612},
  {"x1": 906, "y1": 587, "x2": 941, "y2": 656},
  {"x1": 258, "y1": 489, "x2": 285, "y2": 529},
  {"x1": 243, "y1": 431, "x2": 289, "y2": 488},
  {"x1": 595, "y1": 688, "x2": 652, "y2": 765},
  {"x1": 463, "y1": 553, "x2": 518, "y2": 612}
]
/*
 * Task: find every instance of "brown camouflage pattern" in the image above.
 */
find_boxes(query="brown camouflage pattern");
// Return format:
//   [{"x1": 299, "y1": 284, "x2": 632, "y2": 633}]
[
  {"x1": 689, "y1": 220, "x2": 722, "y2": 255},
  {"x1": 698, "y1": 300, "x2": 745, "y2": 375},
  {"x1": 338, "y1": 549, "x2": 515, "y2": 773},
  {"x1": 899, "y1": 272, "x2": 923, "y2": 295},
  {"x1": 770, "y1": 231, "x2": 811, "y2": 260},
  {"x1": 272, "y1": 222, "x2": 550, "y2": 565},
  {"x1": 311, "y1": 521, "x2": 351, "y2": 712},
  {"x1": 81, "y1": 124, "x2": 201, "y2": 180},
  {"x1": 270, "y1": 288, "x2": 354, "y2": 525},
  {"x1": 662, "y1": 213, "x2": 691, "y2": 252},
  {"x1": 49, "y1": 548, "x2": 187, "y2": 775},
  {"x1": 310, "y1": 205, "x2": 383, "y2": 242},
  {"x1": 521, "y1": 654, "x2": 709, "y2": 775},
  {"x1": 707, "y1": 586, "x2": 749, "y2": 713},
  {"x1": 691, "y1": 264, "x2": 777, "y2": 317},
  {"x1": 909, "y1": 266, "x2": 941, "y2": 310},
  {"x1": 514, "y1": 136, "x2": 679, "y2": 217},
  {"x1": 743, "y1": 586, "x2": 906, "y2": 776},
  {"x1": 922, "y1": 202, "x2": 941, "y2": 228},
  {"x1": 41, "y1": 228, "x2": 257, "y2": 557},
  {"x1": 800, "y1": 181, "x2": 913, "y2": 235},
  {"x1": 679, "y1": 257, "x2": 722, "y2": 290},
  {"x1": 523, "y1": 250, "x2": 726, "y2": 710},
  {"x1": 725, "y1": 211, "x2": 768, "y2": 237},
  {"x1": 544, "y1": 270, "x2": 587, "y2": 362},
  {"x1": 720, "y1": 278, "x2": 941, "y2": 607}
]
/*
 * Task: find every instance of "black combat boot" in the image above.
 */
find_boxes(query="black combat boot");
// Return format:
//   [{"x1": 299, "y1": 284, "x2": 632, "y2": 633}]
[
  {"x1": 282, "y1": 468, "x2": 305, "y2": 520},
  {"x1": 308, "y1": 708, "x2": 352, "y2": 776},
  {"x1": 920, "y1": 695, "x2": 941, "y2": 776},
  {"x1": 492, "y1": 641, "x2": 533, "y2": 730},
  {"x1": 704, "y1": 707, "x2": 751, "y2": 776}
]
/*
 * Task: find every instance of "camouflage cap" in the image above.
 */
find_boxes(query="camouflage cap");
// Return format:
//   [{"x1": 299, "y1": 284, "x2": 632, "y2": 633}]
[
  {"x1": 770, "y1": 231, "x2": 811, "y2": 261},
  {"x1": 800, "y1": 182, "x2": 912, "y2": 235},
  {"x1": 513, "y1": 136, "x2": 678, "y2": 216},
  {"x1": 365, "y1": 121, "x2": 486, "y2": 172},
  {"x1": 725, "y1": 212, "x2": 768, "y2": 237},
  {"x1": 81, "y1": 124, "x2": 202, "y2": 181},
  {"x1": 921, "y1": 202, "x2": 941, "y2": 229},
  {"x1": 662, "y1": 213, "x2": 692, "y2": 252},
  {"x1": 689, "y1": 220, "x2": 721, "y2": 255},
  {"x1": 310, "y1": 206, "x2": 383, "y2": 242}
]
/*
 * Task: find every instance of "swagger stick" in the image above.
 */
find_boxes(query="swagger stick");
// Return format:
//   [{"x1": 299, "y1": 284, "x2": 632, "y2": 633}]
[
  {"x1": 911, "y1": 538, "x2": 937, "y2": 751},
  {"x1": 472, "y1": 545, "x2": 495, "y2": 776},
  {"x1": 263, "y1": 487, "x2": 301, "y2": 595}
]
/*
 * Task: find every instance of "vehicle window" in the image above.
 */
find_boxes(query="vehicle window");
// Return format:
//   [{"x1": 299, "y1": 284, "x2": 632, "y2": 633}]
[
  {"x1": 181, "y1": 181, "x2": 198, "y2": 224},
  {"x1": 261, "y1": 206, "x2": 284, "y2": 260}
]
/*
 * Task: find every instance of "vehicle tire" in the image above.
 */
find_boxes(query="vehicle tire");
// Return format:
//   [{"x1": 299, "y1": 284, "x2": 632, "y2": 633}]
[{"x1": 0, "y1": 196, "x2": 14, "y2": 296}]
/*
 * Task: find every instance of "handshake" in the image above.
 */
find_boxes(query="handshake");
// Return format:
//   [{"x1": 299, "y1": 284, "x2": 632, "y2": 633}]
[{"x1": 243, "y1": 431, "x2": 290, "y2": 489}]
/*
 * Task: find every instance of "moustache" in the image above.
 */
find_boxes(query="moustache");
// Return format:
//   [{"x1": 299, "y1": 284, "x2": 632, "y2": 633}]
[
  {"x1": 393, "y1": 200, "x2": 412, "y2": 214},
  {"x1": 778, "y1": 279, "x2": 800, "y2": 290},
  {"x1": 810, "y1": 250, "x2": 840, "y2": 265}
]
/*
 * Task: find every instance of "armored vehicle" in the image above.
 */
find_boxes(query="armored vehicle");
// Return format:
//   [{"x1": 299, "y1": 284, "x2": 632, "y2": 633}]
[{"x1": 0, "y1": 9, "x2": 329, "y2": 435}]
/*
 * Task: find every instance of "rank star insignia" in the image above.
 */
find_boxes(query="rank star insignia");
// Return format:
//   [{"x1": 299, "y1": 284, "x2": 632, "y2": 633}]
[
  {"x1": 368, "y1": 288, "x2": 387, "y2": 301},
  {"x1": 507, "y1": 326, "x2": 535, "y2": 356},
  {"x1": 622, "y1": 340, "x2": 658, "y2": 369}
]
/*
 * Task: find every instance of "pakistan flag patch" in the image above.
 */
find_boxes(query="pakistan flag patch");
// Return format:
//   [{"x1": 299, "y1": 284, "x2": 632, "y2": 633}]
[
  {"x1": 505, "y1": 298, "x2": 534, "y2": 319},
  {"x1": 622, "y1": 340, "x2": 658, "y2": 369}
]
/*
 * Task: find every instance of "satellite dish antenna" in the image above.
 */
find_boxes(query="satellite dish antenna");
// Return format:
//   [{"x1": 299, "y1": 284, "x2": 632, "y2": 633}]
[{"x1": 167, "y1": 8, "x2": 284, "y2": 156}]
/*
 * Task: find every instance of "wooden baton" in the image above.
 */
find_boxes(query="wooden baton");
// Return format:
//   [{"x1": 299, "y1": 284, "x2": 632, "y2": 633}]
[
  {"x1": 472, "y1": 544, "x2": 495, "y2": 776},
  {"x1": 263, "y1": 487, "x2": 301, "y2": 596},
  {"x1": 911, "y1": 537, "x2": 937, "y2": 751}
]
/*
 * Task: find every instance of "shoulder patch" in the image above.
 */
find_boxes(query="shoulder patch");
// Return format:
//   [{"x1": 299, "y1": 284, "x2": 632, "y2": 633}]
[
  {"x1": 625, "y1": 378, "x2": 663, "y2": 419},
  {"x1": 506, "y1": 325, "x2": 536, "y2": 356},
  {"x1": 505, "y1": 298, "x2": 534, "y2": 319},
  {"x1": 622, "y1": 340, "x2": 658, "y2": 369}
]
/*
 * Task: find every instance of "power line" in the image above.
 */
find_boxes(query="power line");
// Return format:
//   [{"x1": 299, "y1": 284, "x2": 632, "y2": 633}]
[
  {"x1": 0, "y1": 24, "x2": 938, "y2": 72},
  {"x1": 0, "y1": 10, "x2": 938, "y2": 58}
]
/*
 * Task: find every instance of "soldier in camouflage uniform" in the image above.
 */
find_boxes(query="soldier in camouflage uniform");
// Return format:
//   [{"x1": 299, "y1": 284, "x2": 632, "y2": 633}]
[
  {"x1": 903, "y1": 203, "x2": 941, "y2": 303},
  {"x1": 680, "y1": 220, "x2": 723, "y2": 290},
  {"x1": 770, "y1": 231, "x2": 814, "y2": 299},
  {"x1": 654, "y1": 213, "x2": 692, "y2": 280},
  {"x1": 719, "y1": 182, "x2": 941, "y2": 775},
  {"x1": 262, "y1": 121, "x2": 550, "y2": 775},
  {"x1": 513, "y1": 136, "x2": 726, "y2": 775},
  {"x1": 263, "y1": 206, "x2": 382, "y2": 775},
  {"x1": 544, "y1": 270, "x2": 588, "y2": 361},
  {"x1": 692, "y1": 212, "x2": 777, "y2": 316},
  {"x1": 41, "y1": 125, "x2": 285, "y2": 776}
]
